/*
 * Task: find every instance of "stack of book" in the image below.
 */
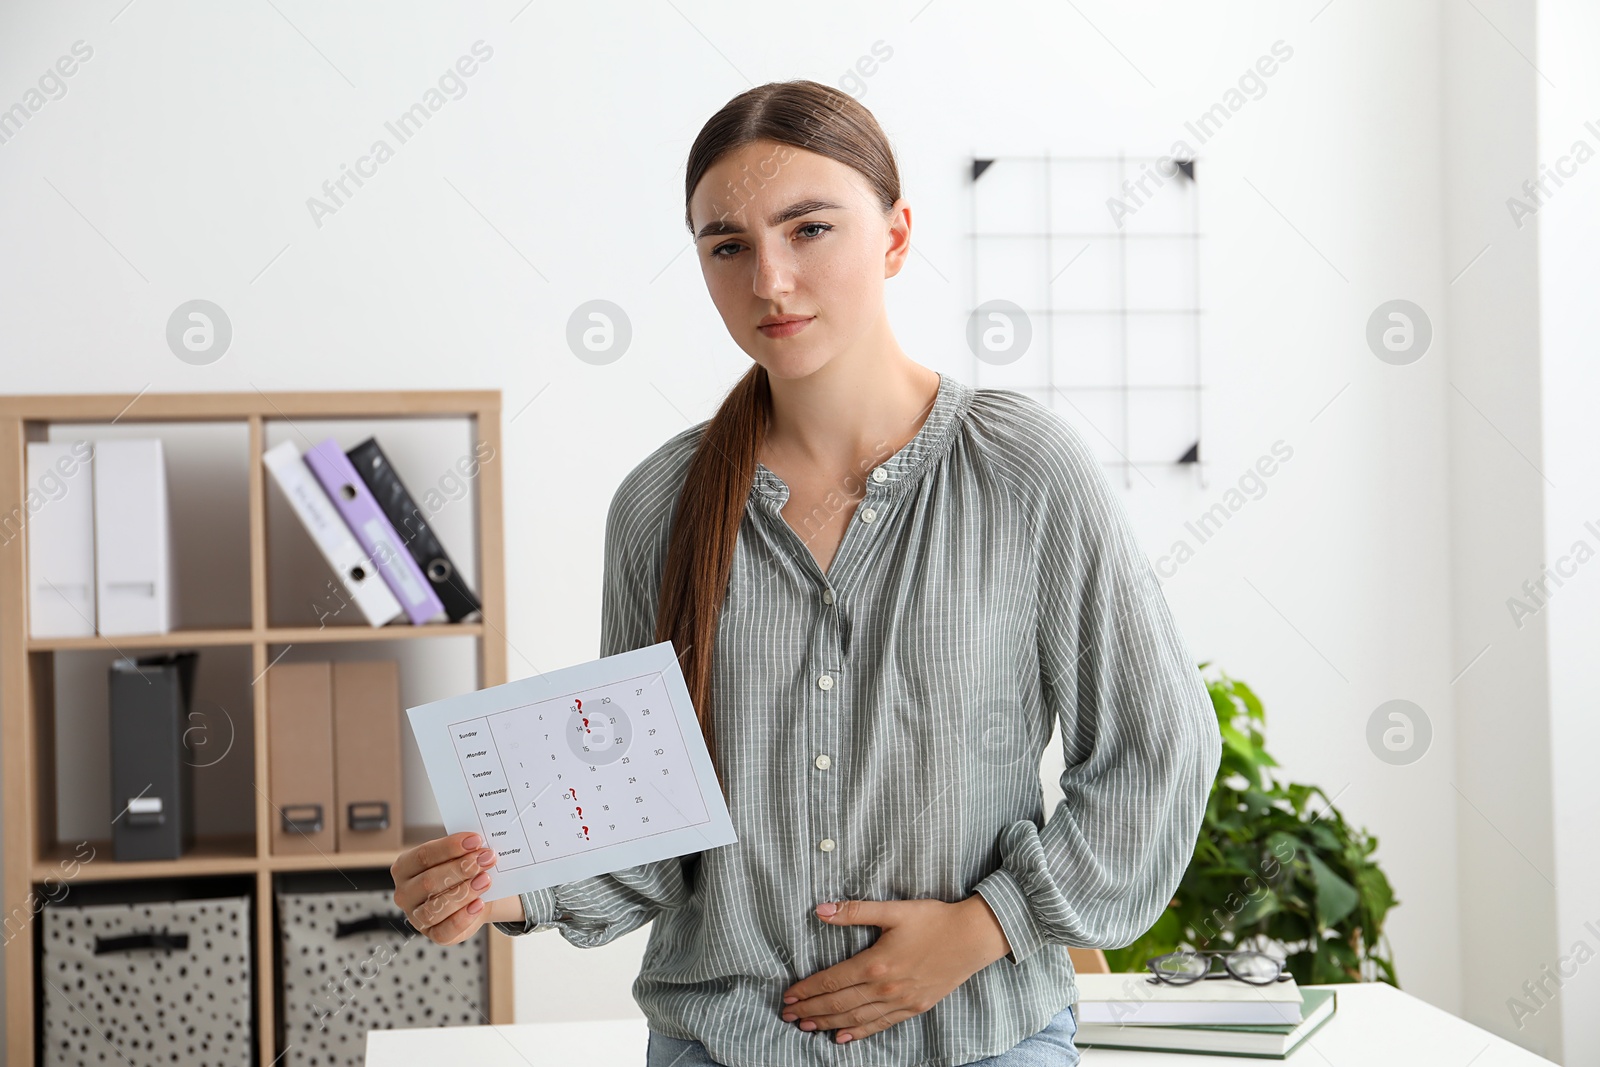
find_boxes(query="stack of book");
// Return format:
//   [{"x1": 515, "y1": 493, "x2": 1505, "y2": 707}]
[
  {"x1": 265, "y1": 436, "x2": 481, "y2": 627},
  {"x1": 1072, "y1": 973, "x2": 1337, "y2": 1058}
]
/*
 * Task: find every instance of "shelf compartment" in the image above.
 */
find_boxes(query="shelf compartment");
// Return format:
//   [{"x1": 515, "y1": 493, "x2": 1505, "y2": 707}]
[
  {"x1": 43, "y1": 645, "x2": 258, "y2": 867},
  {"x1": 40, "y1": 420, "x2": 253, "y2": 631},
  {"x1": 262, "y1": 416, "x2": 486, "y2": 631},
  {"x1": 262, "y1": 638, "x2": 479, "y2": 861}
]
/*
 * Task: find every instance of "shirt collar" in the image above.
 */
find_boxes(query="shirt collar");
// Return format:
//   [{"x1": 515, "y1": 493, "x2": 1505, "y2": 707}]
[{"x1": 750, "y1": 372, "x2": 973, "y2": 505}]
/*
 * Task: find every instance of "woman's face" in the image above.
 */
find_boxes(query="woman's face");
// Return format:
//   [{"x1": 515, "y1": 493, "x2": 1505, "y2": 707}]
[{"x1": 689, "y1": 139, "x2": 910, "y2": 381}]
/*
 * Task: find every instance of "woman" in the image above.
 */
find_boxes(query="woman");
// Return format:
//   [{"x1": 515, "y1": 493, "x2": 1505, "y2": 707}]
[{"x1": 392, "y1": 79, "x2": 1221, "y2": 1067}]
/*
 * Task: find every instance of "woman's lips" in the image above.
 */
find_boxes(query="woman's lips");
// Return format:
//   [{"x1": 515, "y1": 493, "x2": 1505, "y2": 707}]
[{"x1": 758, "y1": 317, "x2": 813, "y2": 338}]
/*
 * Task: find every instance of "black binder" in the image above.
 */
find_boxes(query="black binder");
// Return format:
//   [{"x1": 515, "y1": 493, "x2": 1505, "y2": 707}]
[
  {"x1": 108, "y1": 651, "x2": 198, "y2": 861},
  {"x1": 347, "y1": 436, "x2": 481, "y2": 622}
]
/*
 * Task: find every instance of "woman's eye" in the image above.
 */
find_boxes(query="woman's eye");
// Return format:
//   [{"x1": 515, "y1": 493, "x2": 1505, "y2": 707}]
[{"x1": 710, "y1": 223, "x2": 829, "y2": 259}]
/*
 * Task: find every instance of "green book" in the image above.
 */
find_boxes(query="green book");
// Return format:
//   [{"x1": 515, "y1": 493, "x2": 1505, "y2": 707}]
[{"x1": 1074, "y1": 988, "x2": 1337, "y2": 1059}]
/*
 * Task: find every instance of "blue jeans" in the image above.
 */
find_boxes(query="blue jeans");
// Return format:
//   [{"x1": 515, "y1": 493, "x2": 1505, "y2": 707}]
[{"x1": 646, "y1": 1003, "x2": 1079, "y2": 1066}]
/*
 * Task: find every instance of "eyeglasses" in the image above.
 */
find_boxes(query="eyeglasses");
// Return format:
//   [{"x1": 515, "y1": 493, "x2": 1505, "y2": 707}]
[{"x1": 1144, "y1": 949, "x2": 1291, "y2": 986}]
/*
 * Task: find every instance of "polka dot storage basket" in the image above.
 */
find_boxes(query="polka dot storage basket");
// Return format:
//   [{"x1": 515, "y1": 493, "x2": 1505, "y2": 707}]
[
  {"x1": 40, "y1": 893, "x2": 253, "y2": 1066},
  {"x1": 275, "y1": 882, "x2": 487, "y2": 1066}
]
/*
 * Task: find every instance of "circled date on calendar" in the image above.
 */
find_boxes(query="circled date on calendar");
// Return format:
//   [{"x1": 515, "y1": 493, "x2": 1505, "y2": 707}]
[{"x1": 407, "y1": 641, "x2": 737, "y2": 900}]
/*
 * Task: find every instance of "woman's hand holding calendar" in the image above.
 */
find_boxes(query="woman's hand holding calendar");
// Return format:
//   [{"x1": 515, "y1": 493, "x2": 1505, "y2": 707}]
[{"x1": 391, "y1": 831, "x2": 521, "y2": 945}]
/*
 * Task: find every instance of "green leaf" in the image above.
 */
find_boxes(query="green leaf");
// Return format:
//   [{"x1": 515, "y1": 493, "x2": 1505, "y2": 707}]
[
  {"x1": 1312, "y1": 938, "x2": 1342, "y2": 983},
  {"x1": 1354, "y1": 865, "x2": 1397, "y2": 924},
  {"x1": 1233, "y1": 680, "x2": 1265, "y2": 722},
  {"x1": 1305, "y1": 852, "x2": 1361, "y2": 929},
  {"x1": 1233, "y1": 886, "x2": 1281, "y2": 927},
  {"x1": 1265, "y1": 831, "x2": 1306, "y2": 866},
  {"x1": 1218, "y1": 720, "x2": 1256, "y2": 762},
  {"x1": 1307, "y1": 823, "x2": 1341, "y2": 853}
]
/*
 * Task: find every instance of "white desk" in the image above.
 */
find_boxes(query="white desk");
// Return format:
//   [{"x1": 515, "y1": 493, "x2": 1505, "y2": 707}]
[{"x1": 366, "y1": 982, "x2": 1557, "y2": 1065}]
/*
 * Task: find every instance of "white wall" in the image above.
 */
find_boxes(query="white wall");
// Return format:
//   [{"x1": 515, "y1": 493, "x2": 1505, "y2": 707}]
[
  {"x1": 1441, "y1": 0, "x2": 1563, "y2": 1059},
  {"x1": 0, "y1": 0, "x2": 1584, "y2": 1060},
  {"x1": 1535, "y1": 1, "x2": 1600, "y2": 1063}
]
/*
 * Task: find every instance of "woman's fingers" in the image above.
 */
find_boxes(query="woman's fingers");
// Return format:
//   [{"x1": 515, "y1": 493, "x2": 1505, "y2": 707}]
[
  {"x1": 391, "y1": 830, "x2": 479, "y2": 886},
  {"x1": 416, "y1": 894, "x2": 489, "y2": 946},
  {"x1": 833, "y1": 1006, "x2": 918, "y2": 1044},
  {"x1": 411, "y1": 864, "x2": 493, "y2": 930},
  {"x1": 789, "y1": 998, "x2": 894, "y2": 1034},
  {"x1": 410, "y1": 846, "x2": 496, "y2": 911},
  {"x1": 390, "y1": 831, "x2": 498, "y2": 933}
]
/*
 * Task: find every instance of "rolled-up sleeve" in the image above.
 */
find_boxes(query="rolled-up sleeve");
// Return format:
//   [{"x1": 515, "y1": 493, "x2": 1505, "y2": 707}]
[
  {"x1": 493, "y1": 470, "x2": 693, "y2": 945},
  {"x1": 974, "y1": 416, "x2": 1222, "y2": 966}
]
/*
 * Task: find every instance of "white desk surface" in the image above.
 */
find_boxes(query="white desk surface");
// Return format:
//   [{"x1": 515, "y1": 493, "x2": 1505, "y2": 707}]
[{"x1": 366, "y1": 981, "x2": 1557, "y2": 1065}]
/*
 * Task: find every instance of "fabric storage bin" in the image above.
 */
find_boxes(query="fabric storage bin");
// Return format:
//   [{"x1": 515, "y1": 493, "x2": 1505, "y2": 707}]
[
  {"x1": 40, "y1": 893, "x2": 253, "y2": 1067},
  {"x1": 276, "y1": 879, "x2": 487, "y2": 1066}
]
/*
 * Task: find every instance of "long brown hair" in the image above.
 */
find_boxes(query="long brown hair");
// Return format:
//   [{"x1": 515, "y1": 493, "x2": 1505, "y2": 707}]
[{"x1": 659, "y1": 80, "x2": 903, "y2": 798}]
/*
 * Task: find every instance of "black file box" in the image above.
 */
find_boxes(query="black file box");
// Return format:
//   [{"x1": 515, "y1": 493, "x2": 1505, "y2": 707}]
[{"x1": 108, "y1": 651, "x2": 198, "y2": 861}]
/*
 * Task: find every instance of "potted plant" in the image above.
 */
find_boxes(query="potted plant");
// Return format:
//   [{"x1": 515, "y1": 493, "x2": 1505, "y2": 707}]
[{"x1": 1102, "y1": 663, "x2": 1400, "y2": 986}]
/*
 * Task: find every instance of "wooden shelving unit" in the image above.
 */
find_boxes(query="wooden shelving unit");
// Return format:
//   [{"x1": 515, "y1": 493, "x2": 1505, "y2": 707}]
[{"x1": 0, "y1": 390, "x2": 513, "y2": 1065}]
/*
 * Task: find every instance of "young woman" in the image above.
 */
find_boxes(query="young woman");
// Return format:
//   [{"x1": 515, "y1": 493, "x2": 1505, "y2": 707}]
[{"x1": 392, "y1": 79, "x2": 1221, "y2": 1067}]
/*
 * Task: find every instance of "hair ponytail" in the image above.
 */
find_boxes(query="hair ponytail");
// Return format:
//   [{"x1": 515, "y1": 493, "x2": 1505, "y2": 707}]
[{"x1": 655, "y1": 364, "x2": 769, "y2": 798}]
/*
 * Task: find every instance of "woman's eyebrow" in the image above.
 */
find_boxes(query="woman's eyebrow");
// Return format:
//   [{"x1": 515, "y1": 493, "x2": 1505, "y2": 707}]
[{"x1": 695, "y1": 198, "x2": 845, "y2": 240}]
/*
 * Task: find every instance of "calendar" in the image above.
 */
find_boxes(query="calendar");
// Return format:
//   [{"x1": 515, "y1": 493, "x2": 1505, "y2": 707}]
[{"x1": 407, "y1": 641, "x2": 737, "y2": 901}]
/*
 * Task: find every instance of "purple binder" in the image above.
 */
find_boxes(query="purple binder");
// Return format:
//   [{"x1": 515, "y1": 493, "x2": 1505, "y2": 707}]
[{"x1": 303, "y1": 437, "x2": 446, "y2": 626}]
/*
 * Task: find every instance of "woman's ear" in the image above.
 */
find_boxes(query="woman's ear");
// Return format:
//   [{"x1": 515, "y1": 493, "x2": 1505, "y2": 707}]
[{"x1": 884, "y1": 198, "x2": 912, "y2": 279}]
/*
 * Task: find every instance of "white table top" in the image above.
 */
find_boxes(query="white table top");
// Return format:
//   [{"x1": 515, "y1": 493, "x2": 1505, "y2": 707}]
[{"x1": 366, "y1": 981, "x2": 1557, "y2": 1065}]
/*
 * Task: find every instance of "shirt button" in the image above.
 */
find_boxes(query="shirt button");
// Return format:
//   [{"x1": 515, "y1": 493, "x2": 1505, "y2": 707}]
[
  {"x1": 872, "y1": 468, "x2": 888, "y2": 483},
  {"x1": 860, "y1": 507, "x2": 877, "y2": 524},
  {"x1": 814, "y1": 754, "x2": 832, "y2": 770},
  {"x1": 818, "y1": 674, "x2": 834, "y2": 690},
  {"x1": 818, "y1": 838, "x2": 836, "y2": 852},
  {"x1": 821, "y1": 589, "x2": 834, "y2": 605}
]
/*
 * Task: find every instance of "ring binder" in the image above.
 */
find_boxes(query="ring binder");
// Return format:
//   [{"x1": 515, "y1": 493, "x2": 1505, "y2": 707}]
[
  {"x1": 348, "y1": 437, "x2": 482, "y2": 622},
  {"x1": 304, "y1": 438, "x2": 447, "y2": 626},
  {"x1": 263, "y1": 440, "x2": 403, "y2": 627}
]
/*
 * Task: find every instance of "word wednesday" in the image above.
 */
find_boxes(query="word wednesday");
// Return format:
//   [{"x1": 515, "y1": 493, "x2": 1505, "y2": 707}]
[{"x1": 307, "y1": 40, "x2": 494, "y2": 229}]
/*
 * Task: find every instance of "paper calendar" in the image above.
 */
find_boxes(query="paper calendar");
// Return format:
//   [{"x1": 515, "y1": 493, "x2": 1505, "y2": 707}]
[{"x1": 406, "y1": 641, "x2": 737, "y2": 902}]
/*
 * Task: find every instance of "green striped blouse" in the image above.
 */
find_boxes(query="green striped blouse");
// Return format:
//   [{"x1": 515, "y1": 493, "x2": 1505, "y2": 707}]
[{"x1": 494, "y1": 371, "x2": 1221, "y2": 1067}]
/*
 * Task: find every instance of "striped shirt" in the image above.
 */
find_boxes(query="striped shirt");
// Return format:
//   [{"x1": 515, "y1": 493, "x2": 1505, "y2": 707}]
[{"x1": 494, "y1": 371, "x2": 1221, "y2": 1067}]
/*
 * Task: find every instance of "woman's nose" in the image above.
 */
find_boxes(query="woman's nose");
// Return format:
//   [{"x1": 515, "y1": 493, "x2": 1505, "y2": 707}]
[{"x1": 752, "y1": 246, "x2": 795, "y2": 298}]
